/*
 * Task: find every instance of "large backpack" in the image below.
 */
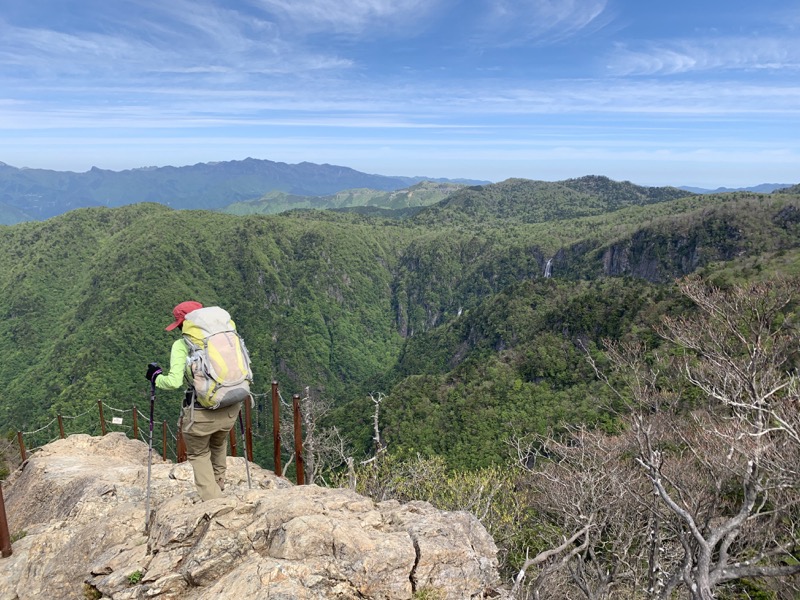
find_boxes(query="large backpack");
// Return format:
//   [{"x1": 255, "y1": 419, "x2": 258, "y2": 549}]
[{"x1": 181, "y1": 306, "x2": 253, "y2": 409}]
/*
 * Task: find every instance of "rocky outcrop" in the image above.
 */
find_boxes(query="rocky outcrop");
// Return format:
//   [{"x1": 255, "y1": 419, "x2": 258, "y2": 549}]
[{"x1": 1, "y1": 433, "x2": 504, "y2": 600}]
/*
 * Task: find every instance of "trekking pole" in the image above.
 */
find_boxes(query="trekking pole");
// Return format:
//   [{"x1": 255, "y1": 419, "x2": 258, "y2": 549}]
[
  {"x1": 238, "y1": 408, "x2": 252, "y2": 489},
  {"x1": 145, "y1": 382, "x2": 156, "y2": 533}
]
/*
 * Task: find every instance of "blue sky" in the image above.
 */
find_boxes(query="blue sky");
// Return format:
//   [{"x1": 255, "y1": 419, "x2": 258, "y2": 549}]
[{"x1": 0, "y1": 0, "x2": 798, "y2": 188}]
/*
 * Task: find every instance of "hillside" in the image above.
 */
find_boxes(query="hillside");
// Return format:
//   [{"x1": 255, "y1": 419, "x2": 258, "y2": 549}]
[
  {"x1": 219, "y1": 181, "x2": 465, "y2": 215},
  {"x1": 2, "y1": 178, "x2": 800, "y2": 471},
  {"x1": 410, "y1": 175, "x2": 694, "y2": 227},
  {"x1": 0, "y1": 159, "x2": 484, "y2": 223},
  {"x1": 776, "y1": 183, "x2": 800, "y2": 194}
]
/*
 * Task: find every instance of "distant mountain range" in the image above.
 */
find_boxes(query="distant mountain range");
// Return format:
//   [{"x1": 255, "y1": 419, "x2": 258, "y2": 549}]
[
  {"x1": 679, "y1": 183, "x2": 794, "y2": 194},
  {"x1": 0, "y1": 156, "x2": 795, "y2": 225},
  {"x1": 0, "y1": 158, "x2": 487, "y2": 224}
]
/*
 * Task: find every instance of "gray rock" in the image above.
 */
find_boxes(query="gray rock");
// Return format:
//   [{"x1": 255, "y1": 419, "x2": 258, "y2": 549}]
[{"x1": 1, "y1": 433, "x2": 504, "y2": 599}]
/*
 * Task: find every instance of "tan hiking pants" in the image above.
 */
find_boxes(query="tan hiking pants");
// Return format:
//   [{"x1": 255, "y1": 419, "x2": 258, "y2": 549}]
[{"x1": 181, "y1": 403, "x2": 240, "y2": 501}]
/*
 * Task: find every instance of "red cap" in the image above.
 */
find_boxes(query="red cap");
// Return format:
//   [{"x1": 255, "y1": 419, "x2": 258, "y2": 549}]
[{"x1": 165, "y1": 301, "x2": 203, "y2": 331}]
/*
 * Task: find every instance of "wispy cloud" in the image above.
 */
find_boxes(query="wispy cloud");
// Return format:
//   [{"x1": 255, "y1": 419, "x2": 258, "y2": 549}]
[
  {"x1": 608, "y1": 37, "x2": 800, "y2": 76},
  {"x1": 475, "y1": 0, "x2": 609, "y2": 45},
  {"x1": 249, "y1": 0, "x2": 439, "y2": 35},
  {"x1": 0, "y1": 1, "x2": 352, "y2": 78},
  {"x1": 2, "y1": 76, "x2": 799, "y2": 135}
]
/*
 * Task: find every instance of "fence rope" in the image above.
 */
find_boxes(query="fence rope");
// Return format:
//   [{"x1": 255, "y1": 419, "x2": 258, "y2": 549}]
[
  {"x1": 277, "y1": 390, "x2": 292, "y2": 408},
  {"x1": 60, "y1": 407, "x2": 95, "y2": 420},
  {"x1": 22, "y1": 418, "x2": 58, "y2": 436},
  {"x1": 12, "y1": 381, "x2": 301, "y2": 466},
  {"x1": 101, "y1": 401, "x2": 129, "y2": 414}
]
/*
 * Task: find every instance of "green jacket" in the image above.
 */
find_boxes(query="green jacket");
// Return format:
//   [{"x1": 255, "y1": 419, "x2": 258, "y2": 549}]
[{"x1": 154, "y1": 338, "x2": 189, "y2": 391}]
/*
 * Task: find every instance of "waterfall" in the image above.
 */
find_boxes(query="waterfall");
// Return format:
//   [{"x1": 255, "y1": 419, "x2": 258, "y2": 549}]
[{"x1": 544, "y1": 258, "x2": 552, "y2": 278}]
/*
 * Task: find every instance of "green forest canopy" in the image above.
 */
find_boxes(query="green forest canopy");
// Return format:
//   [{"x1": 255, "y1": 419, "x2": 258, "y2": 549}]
[{"x1": 2, "y1": 178, "x2": 799, "y2": 471}]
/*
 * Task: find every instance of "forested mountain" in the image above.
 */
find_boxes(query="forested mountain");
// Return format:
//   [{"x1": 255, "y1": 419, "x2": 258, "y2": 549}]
[
  {"x1": 0, "y1": 158, "x2": 485, "y2": 224},
  {"x1": 776, "y1": 182, "x2": 800, "y2": 194},
  {"x1": 411, "y1": 176, "x2": 692, "y2": 226},
  {"x1": 219, "y1": 181, "x2": 465, "y2": 215},
  {"x1": 4, "y1": 174, "x2": 800, "y2": 599},
  {"x1": 2, "y1": 176, "x2": 800, "y2": 473}
]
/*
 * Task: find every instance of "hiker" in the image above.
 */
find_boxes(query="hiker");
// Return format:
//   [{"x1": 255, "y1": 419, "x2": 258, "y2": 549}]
[{"x1": 145, "y1": 301, "x2": 252, "y2": 501}]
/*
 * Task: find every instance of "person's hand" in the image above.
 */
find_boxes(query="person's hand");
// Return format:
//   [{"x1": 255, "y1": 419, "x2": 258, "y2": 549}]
[{"x1": 146, "y1": 362, "x2": 162, "y2": 383}]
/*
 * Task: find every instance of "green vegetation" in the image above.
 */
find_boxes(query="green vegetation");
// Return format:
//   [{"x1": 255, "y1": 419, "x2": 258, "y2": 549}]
[
  {"x1": 220, "y1": 181, "x2": 465, "y2": 215},
  {"x1": 775, "y1": 183, "x2": 800, "y2": 195},
  {"x1": 11, "y1": 530, "x2": 27, "y2": 543},
  {"x1": 412, "y1": 588, "x2": 446, "y2": 600},
  {"x1": 3, "y1": 175, "x2": 799, "y2": 598},
  {"x1": 1, "y1": 178, "x2": 799, "y2": 474},
  {"x1": 126, "y1": 570, "x2": 143, "y2": 585}
]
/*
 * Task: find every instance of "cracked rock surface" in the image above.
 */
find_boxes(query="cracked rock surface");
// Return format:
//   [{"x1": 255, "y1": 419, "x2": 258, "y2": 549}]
[{"x1": 1, "y1": 433, "x2": 504, "y2": 599}]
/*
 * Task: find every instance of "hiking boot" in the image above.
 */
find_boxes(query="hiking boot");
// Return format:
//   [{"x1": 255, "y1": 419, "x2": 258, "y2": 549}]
[{"x1": 217, "y1": 477, "x2": 225, "y2": 492}]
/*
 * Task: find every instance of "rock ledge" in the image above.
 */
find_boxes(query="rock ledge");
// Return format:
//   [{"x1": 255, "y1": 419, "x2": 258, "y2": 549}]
[{"x1": 1, "y1": 433, "x2": 504, "y2": 599}]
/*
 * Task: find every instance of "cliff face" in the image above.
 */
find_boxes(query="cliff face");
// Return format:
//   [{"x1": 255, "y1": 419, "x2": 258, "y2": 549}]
[{"x1": 1, "y1": 434, "x2": 504, "y2": 600}]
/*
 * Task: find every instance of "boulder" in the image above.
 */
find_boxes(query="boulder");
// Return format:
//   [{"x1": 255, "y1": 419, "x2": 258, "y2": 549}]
[{"x1": 0, "y1": 433, "x2": 505, "y2": 599}]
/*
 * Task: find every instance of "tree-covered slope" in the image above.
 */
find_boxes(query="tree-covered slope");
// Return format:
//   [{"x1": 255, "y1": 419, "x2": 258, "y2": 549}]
[
  {"x1": 560, "y1": 174, "x2": 693, "y2": 206},
  {"x1": 2, "y1": 182, "x2": 800, "y2": 471},
  {"x1": 220, "y1": 181, "x2": 465, "y2": 216},
  {"x1": 411, "y1": 176, "x2": 694, "y2": 227},
  {"x1": 0, "y1": 205, "x2": 411, "y2": 437},
  {"x1": 371, "y1": 277, "x2": 672, "y2": 468},
  {"x1": 775, "y1": 183, "x2": 800, "y2": 195}
]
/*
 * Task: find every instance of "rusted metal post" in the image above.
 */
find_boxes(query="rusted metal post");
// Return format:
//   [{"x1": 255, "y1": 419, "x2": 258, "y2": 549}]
[
  {"x1": 245, "y1": 396, "x2": 253, "y2": 462},
  {"x1": 293, "y1": 394, "x2": 304, "y2": 485},
  {"x1": 58, "y1": 415, "x2": 65, "y2": 439},
  {"x1": 272, "y1": 381, "x2": 281, "y2": 475},
  {"x1": 162, "y1": 421, "x2": 167, "y2": 461},
  {"x1": 98, "y1": 400, "x2": 106, "y2": 435},
  {"x1": 0, "y1": 484, "x2": 11, "y2": 558},
  {"x1": 177, "y1": 420, "x2": 187, "y2": 463},
  {"x1": 229, "y1": 429, "x2": 237, "y2": 457},
  {"x1": 16, "y1": 432, "x2": 26, "y2": 463},
  {"x1": 132, "y1": 406, "x2": 139, "y2": 440}
]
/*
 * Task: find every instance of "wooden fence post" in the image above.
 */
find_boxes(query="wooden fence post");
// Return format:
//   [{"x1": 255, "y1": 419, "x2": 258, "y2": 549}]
[
  {"x1": 293, "y1": 394, "x2": 304, "y2": 485},
  {"x1": 272, "y1": 381, "x2": 281, "y2": 476},
  {"x1": 132, "y1": 406, "x2": 138, "y2": 440},
  {"x1": 162, "y1": 421, "x2": 167, "y2": 461},
  {"x1": 245, "y1": 396, "x2": 253, "y2": 462},
  {"x1": 229, "y1": 429, "x2": 237, "y2": 457},
  {"x1": 177, "y1": 421, "x2": 187, "y2": 463},
  {"x1": 16, "y1": 432, "x2": 26, "y2": 463},
  {"x1": 58, "y1": 415, "x2": 65, "y2": 439},
  {"x1": 97, "y1": 400, "x2": 106, "y2": 435},
  {"x1": 0, "y1": 484, "x2": 11, "y2": 558}
]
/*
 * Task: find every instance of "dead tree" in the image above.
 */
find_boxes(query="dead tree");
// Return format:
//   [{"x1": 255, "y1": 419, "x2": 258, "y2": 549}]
[
  {"x1": 623, "y1": 276, "x2": 800, "y2": 600},
  {"x1": 279, "y1": 388, "x2": 351, "y2": 485},
  {"x1": 510, "y1": 426, "x2": 649, "y2": 600}
]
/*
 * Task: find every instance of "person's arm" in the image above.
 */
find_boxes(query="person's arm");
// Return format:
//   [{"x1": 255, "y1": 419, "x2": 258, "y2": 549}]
[{"x1": 155, "y1": 338, "x2": 188, "y2": 390}]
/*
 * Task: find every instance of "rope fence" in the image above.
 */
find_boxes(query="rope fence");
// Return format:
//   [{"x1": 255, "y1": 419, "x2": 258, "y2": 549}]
[
  {"x1": 1, "y1": 381, "x2": 306, "y2": 559},
  {"x1": 10, "y1": 380, "x2": 303, "y2": 483}
]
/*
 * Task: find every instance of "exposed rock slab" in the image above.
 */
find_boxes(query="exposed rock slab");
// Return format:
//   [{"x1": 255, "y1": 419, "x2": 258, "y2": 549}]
[{"x1": 0, "y1": 433, "x2": 504, "y2": 599}]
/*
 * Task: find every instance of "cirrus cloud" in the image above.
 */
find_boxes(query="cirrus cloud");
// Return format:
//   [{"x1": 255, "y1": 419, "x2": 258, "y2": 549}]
[{"x1": 608, "y1": 37, "x2": 800, "y2": 76}]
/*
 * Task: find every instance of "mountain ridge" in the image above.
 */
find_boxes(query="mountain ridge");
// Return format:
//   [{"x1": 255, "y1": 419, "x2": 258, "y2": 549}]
[
  {"x1": 0, "y1": 158, "x2": 489, "y2": 224},
  {"x1": 2, "y1": 157, "x2": 794, "y2": 225},
  {"x1": 679, "y1": 182, "x2": 793, "y2": 194},
  {"x1": 219, "y1": 180, "x2": 466, "y2": 216}
]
